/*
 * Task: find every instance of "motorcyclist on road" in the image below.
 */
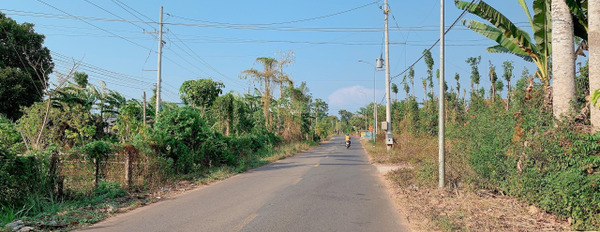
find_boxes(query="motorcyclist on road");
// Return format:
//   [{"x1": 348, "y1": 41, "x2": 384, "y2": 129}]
[{"x1": 345, "y1": 133, "x2": 351, "y2": 147}]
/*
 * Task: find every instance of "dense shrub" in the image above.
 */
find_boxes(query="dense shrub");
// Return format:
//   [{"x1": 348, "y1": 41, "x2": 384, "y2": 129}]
[
  {"x1": 392, "y1": 72, "x2": 600, "y2": 229},
  {"x1": 202, "y1": 132, "x2": 235, "y2": 166},
  {"x1": 0, "y1": 149, "x2": 47, "y2": 207},
  {"x1": 152, "y1": 107, "x2": 209, "y2": 174},
  {"x1": 0, "y1": 115, "x2": 24, "y2": 153},
  {"x1": 450, "y1": 80, "x2": 600, "y2": 230}
]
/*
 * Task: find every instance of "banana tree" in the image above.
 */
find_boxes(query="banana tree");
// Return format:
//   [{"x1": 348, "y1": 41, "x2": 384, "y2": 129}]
[{"x1": 455, "y1": 0, "x2": 551, "y2": 85}]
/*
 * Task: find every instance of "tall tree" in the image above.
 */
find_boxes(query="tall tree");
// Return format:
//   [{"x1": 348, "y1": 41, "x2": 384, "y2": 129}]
[
  {"x1": 423, "y1": 49, "x2": 435, "y2": 100},
  {"x1": 466, "y1": 56, "x2": 481, "y2": 92},
  {"x1": 391, "y1": 83, "x2": 398, "y2": 102},
  {"x1": 409, "y1": 67, "x2": 415, "y2": 97},
  {"x1": 489, "y1": 61, "x2": 498, "y2": 102},
  {"x1": 338, "y1": 110, "x2": 353, "y2": 125},
  {"x1": 276, "y1": 50, "x2": 295, "y2": 98},
  {"x1": 591, "y1": 0, "x2": 600, "y2": 131},
  {"x1": 502, "y1": 61, "x2": 514, "y2": 109},
  {"x1": 552, "y1": 0, "x2": 577, "y2": 118},
  {"x1": 312, "y1": 98, "x2": 328, "y2": 119},
  {"x1": 212, "y1": 93, "x2": 235, "y2": 136},
  {"x1": 241, "y1": 57, "x2": 280, "y2": 130},
  {"x1": 179, "y1": 79, "x2": 224, "y2": 117},
  {"x1": 454, "y1": 73, "x2": 461, "y2": 98},
  {"x1": 422, "y1": 78, "x2": 428, "y2": 107},
  {"x1": 0, "y1": 13, "x2": 54, "y2": 120}
]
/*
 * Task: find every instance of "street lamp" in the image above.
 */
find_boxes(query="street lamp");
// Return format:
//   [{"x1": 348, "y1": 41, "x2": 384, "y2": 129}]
[{"x1": 358, "y1": 59, "x2": 382, "y2": 144}]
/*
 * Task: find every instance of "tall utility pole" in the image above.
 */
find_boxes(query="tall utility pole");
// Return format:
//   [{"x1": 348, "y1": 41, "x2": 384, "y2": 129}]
[
  {"x1": 384, "y1": 0, "x2": 393, "y2": 151},
  {"x1": 155, "y1": 6, "x2": 164, "y2": 118},
  {"x1": 373, "y1": 60, "x2": 377, "y2": 144},
  {"x1": 143, "y1": 91, "x2": 147, "y2": 125},
  {"x1": 438, "y1": 0, "x2": 446, "y2": 188}
]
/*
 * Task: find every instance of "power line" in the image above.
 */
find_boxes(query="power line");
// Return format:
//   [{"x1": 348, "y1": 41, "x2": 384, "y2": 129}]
[
  {"x1": 83, "y1": 0, "x2": 155, "y2": 38},
  {"x1": 390, "y1": 0, "x2": 481, "y2": 81},
  {"x1": 2, "y1": 7, "x2": 531, "y2": 31},
  {"x1": 166, "y1": 0, "x2": 381, "y2": 26},
  {"x1": 35, "y1": 0, "x2": 153, "y2": 51},
  {"x1": 165, "y1": 31, "x2": 247, "y2": 89},
  {"x1": 110, "y1": 0, "x2": 157, "y2": 30},
  {"x1": 51, "y1": 52, "x2": 154, "y2": 86}
]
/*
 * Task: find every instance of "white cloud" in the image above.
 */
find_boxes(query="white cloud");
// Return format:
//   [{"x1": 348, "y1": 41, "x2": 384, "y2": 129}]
[{"x1": 327, "y1": 85, "x2": 383, "y2": 116}]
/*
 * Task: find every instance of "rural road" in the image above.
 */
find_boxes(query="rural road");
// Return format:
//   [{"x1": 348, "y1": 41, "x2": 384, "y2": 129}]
[{"x1": 80, "y1": 136, "x2": 407, "y2": 232}]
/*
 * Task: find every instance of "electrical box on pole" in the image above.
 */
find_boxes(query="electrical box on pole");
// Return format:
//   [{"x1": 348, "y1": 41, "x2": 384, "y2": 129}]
[
  {"x1": 385, "y1": 133, "x2": 393, "y2": 145},
  {"x1": 381, "y1": 121, "x2": 389, "y2": 131}
]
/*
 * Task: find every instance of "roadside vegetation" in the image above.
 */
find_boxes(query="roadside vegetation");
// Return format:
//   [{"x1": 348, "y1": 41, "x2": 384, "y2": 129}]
[
  {"x1": 356, "y1": 1, "x2": 599, "y2": 230},
  {"x1": 0, "y1": 13, "x2": 337, "y2": 231}
]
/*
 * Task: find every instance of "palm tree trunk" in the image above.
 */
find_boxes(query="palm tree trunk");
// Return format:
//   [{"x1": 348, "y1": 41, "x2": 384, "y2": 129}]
[
  {"x1": 264, "y1": 78, "x2": 271, "y2": 129},
  {"x1": 552, "y1": 0, "x2": 576, "y2": 119},
  {"x1": 591, "y1": 0, "x2": 600, "y2": 131},
  {"x1": 506, "y1": 80, "x2": 511, "y2": 110}
]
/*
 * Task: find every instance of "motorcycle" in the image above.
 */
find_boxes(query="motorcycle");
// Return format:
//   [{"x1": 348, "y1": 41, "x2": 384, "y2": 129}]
[{"x1": 346, "y1": 140, "x2": 351, "y2": 149}]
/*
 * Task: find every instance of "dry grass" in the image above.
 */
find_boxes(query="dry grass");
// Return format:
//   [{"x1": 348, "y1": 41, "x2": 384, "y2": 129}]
[
  {"x1": 367, "y1": 133, "x2": 438, "y2": 165},
  {"x1": 389, "y1": 179, "x2": 569, "y2": 231},
  {"x1": 362, "y1": 133, "x2": 570, "y2": 232}
]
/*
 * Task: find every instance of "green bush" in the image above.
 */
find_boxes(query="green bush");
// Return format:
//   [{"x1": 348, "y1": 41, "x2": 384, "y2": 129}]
[
  {"x1": 153, "y1": 107, "x2": 209, "y2": 174},
  {"x1": 0, "y1": 148, "x2": 47, "y2": 207},
  {"x1": 0, "y1": 115, "x2": 24, "y2": 153},
  {"x1": 203, "y1": 133, "x2": 236, "y2": 166},
  {"x1": 452, "y1": 80, "x2": 600, "y2": 230}
]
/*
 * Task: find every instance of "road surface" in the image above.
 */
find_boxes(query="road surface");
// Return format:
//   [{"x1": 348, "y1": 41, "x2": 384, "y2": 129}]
[{"x1": 80, "y1": 136, "x2": 407, "y2": 232}]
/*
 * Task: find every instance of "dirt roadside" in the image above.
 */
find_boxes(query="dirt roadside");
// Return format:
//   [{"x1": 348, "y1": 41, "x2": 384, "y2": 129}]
[{"x1": 361, "y1": 139, "x2": 570, "y2": 232}]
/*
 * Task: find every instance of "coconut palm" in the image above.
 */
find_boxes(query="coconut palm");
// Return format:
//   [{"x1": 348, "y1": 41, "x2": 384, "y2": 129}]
[
  {"x1": 241, "y1": 57, "x2": 280, "y2": 130},
  {"x1": 502, "y1": 61, "x2": 514, "y2": 109},
  {"x1": 489, "y1": 61, "x2": 498, "y2": 102},
  {"x1": 590, "y1": 0, "x2": 600, "y2": 131},
  {"x1": 454, "y1": 73, "x2": 461, "y2": 98},
  {"x1": 552, "y1": 0, "x2": 576, "y2": 118},
  {"x1": 409, "y1": 67, "x2": 415, "y2": 97}
]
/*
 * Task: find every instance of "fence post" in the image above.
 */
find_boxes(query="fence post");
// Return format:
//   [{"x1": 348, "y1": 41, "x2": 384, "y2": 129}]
[{"x1": 123, "y1": 144, "x2": 138, "y2": 188}]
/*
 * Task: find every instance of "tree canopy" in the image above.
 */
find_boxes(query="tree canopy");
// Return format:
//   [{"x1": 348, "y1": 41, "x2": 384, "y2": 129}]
[{"x1": 0, "y1": 13, "x2": 54, "y2": 120}]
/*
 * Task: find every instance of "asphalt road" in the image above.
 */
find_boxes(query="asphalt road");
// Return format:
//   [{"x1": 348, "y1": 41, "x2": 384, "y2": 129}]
[{"x1": 80, "y1": 136, "x2": 407, "y2": 232}]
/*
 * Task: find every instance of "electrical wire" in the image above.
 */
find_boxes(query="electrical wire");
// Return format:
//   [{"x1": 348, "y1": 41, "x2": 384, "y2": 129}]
[
  {"x1": 110, "y1": 0, "x2": 157, "y2": 30},
  {"x1": 166, "y1": 31, "x2": 247, "y2": 89},
  {"x1": 35, "y1": 0, "x2": 153, "y2": 51},
  {"x1": 165, "y1": 0, "x2": 381, "y2": 26},
  {"x1": 390, "y1": 0, "x2": 481, "y2": 81},
  {"x1": 83, "y1": 0, "x2": 156, "y2": 39}
]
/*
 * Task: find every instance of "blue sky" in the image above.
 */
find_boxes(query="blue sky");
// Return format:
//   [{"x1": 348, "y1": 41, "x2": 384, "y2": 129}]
[{"x1": 2, "y1": 0, "x2": 544, "y2": 116}]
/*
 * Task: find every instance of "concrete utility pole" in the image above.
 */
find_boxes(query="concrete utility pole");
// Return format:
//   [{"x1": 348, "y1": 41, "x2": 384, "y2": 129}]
[
  {"x1": 155, "y1": 6, "x2": 164, "y2": 118},
  {"x1": 384, "y1": 0, "x2": 393, "y2": 151},
  {"x1": 143, "y1": 91, "x2": 147, "y2": 125},
  {"x1": 438, "y1": 0, "x2": 446, "y2": 188},
  {"x1": 373, "y1": 61, "x2": 377, "y2": 144}
]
